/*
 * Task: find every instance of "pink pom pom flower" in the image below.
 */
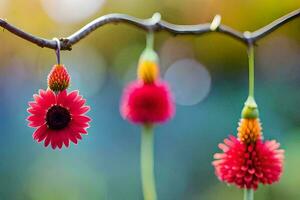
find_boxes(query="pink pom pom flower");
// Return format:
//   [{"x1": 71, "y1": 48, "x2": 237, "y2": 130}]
[
  {"x1": 212, "y1": 98, "x2": 284, "y2": 190},
  {"x1": 213, "y1": 135, "x2": 284, "y2": 190},
  {"x1": 120, "y1": 80, "x2": 174, "y2": 125},
  {"x1": 120, "y1": 46, "x2": 175, "y2": 126}
]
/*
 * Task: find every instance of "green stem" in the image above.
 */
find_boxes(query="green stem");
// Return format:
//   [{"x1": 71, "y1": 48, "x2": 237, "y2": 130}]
[
  {"x1": 141, "y1": 125, "x2": 157, "y2": 200},
  {"x1": 146, "y1": 32, "x2": 154, "y2": 50},
  {"x1": 242, "y1": 43, "x2": 258, "y2": 118},
  {"x1": 244, "y1": 189, "x2": 254, "y2": 200},
  {"x1": 248, "y1": 43, "x2": 255, "y2": 98}
]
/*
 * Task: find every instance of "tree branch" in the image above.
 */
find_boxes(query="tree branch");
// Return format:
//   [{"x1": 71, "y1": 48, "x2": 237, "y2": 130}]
[{"x1": 0, "y1": 8, "x2": 299, "y2": 51}]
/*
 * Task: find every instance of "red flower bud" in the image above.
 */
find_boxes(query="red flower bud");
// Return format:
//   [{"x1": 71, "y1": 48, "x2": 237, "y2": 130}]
[{"x1": 47, "y1": 64, "x2": 70, "y2": 92}]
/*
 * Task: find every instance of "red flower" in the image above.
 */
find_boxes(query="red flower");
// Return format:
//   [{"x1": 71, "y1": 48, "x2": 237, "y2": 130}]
[
  {"x1": 27, "y1": 89, "x2": 91, "y2": 149},
  {"x1": 47, "y1": 64, "x2": 70, "y2": 92},
  {"x1": 213, "y1": 135, "x2": 284, "y2": 190},
  {"x1": 120, "y1": 80, "x2": 174, "y2": 125}
]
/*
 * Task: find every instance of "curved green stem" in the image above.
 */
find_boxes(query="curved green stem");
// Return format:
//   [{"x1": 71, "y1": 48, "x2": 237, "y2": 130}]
[
  {"x1": 244, "y1": 189, "x2": 254, "y2": 200},
  {"x1": 248, "y1": 43, "x2": 255, "y2": 98},
  {"x1": 141, "y1": 125, "x2": 157, "y2": 200}
]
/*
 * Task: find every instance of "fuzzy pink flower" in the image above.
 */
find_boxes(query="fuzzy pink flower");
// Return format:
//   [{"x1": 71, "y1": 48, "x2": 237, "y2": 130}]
[
  {"x1": 120, "y1": 80, "x2": 175, "y2": 125},
  {"x1": 213, "y1": 135, "x2": 284, "y2": 190},
  {"x1": 27, "y1": 89, "x2": 90, "y2": 149}
]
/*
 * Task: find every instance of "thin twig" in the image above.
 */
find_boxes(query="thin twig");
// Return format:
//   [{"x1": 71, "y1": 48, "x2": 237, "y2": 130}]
[{"x1": 0, "y1": 8, "x2": 299, "y2": 51}]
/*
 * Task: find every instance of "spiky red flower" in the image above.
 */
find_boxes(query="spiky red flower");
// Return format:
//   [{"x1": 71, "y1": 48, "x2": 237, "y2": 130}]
[
  {"x1": 213, "y1": 135, "x2": 284, "y2": 190},
  {"x1": 27, "y1": 89, "x2": 90, "y2": 149},
  {"x1": 48, "y1": 64, "x2": 70, "y2": 92},
  {"x1": 120, "y1": 80, "x2": 174, "y2": 125}
]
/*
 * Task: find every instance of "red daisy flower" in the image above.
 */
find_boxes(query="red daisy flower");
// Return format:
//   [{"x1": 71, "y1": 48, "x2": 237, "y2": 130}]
[
  {"x1": 27, "y1": 89, "x2": 91, "y2": 149},
  {"x1": 213, "y1": 135, "x2": 284, "y2": 190},
  {"x1": 120, "y1": 80, "x2": 175, "y2": 125}
]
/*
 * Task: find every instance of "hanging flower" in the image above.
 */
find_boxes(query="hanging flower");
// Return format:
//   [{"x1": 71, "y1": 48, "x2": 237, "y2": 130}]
[
  {"x1": 28, "y1": 57, "x2": 91, "y2": 149},
  {"x1": 120, "y1": 46, "x2": 175, "y2": 125},
  {"x1": 27, "y1": 89, "x2": 90, "y2": 149},
  {"x1": 212, "y1": 103, "x2": 284, "y2": 190}
]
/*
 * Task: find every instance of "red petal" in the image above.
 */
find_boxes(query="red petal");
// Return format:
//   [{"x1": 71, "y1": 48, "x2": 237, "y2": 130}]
[
  {"x1": 72, "y1": 106, "x2": 90, "y2": 115},
  {"x1": 32, "y1": 124, "x2": 47, "y2": 141},
  {"x1": 69, "y1": 134, "x2": 78, "y2": 144},
  {"x1": 57, "y1": 90, "x2": 67, "y2": 105},
  {"x1": 73, "y1": 115, "x2": 91, "y2": 124},
  {"x1": 44, "y1": 134, "x2": 52, "y2": 147}
]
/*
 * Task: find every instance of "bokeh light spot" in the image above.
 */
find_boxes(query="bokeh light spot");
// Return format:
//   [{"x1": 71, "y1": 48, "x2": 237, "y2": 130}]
[
  {"x1": 164, "y1": 59, "x2": 211, "y2": 106},
  {"x1": 0, "y1": 0, "x2": 9, "y2": 16},
  {"x1": 41, "y1": 0, "x2": 105, "y2": 24},
  {"x1": 159, "y1": 38, "x2": 195, "y2": 72}
]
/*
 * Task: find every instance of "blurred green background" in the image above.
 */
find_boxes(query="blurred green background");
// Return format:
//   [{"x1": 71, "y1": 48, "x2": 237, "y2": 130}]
[{"x1": 1, "y1": 0, "x2": 300, "y2": 199}]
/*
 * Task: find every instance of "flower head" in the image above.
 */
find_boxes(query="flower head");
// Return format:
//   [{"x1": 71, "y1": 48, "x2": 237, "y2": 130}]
[
  {"x1": 48, "y1": 64, "x2": 70, "y2": 92},
  {"x1": 27, "y1": 89, "x2": 90, "y2": 149},
  {"x1": 120, "y1": 46, "x2": 175, "y2": 126},
  {"x1": 213, "y1": 135, "x2": 284, "y2": 190},
  {"x1": 120, "y1": 81, "x2": 174, "y2": 125},
  {"x1": 213, "y1": 96, "x2": 284, "y2": 190}
]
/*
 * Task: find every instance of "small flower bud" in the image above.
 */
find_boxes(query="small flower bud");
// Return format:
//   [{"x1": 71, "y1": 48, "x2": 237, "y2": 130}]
[
  {"x1": 241, "y1": 96, "x2": 259, "y2": 119},
  {"x1": 47, "y1": 64, "x2": 70, "y2": 92},
  {"x1": 137, "y1": 48, "x2": 159, "y2": 84}
]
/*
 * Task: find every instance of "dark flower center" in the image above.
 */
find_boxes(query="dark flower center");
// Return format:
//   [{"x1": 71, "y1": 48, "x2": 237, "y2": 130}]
[{"x1": 46, "y1": 105, "x2": 71, "y2": 130}]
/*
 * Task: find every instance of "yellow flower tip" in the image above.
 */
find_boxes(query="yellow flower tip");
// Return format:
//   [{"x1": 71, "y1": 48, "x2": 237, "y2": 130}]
[
  {"x1": 137, "y1": 60, "x2": 160, "y2": 84},
  {"x1": 237, "y1": 118, "x2": 262, "y2": 144}
]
